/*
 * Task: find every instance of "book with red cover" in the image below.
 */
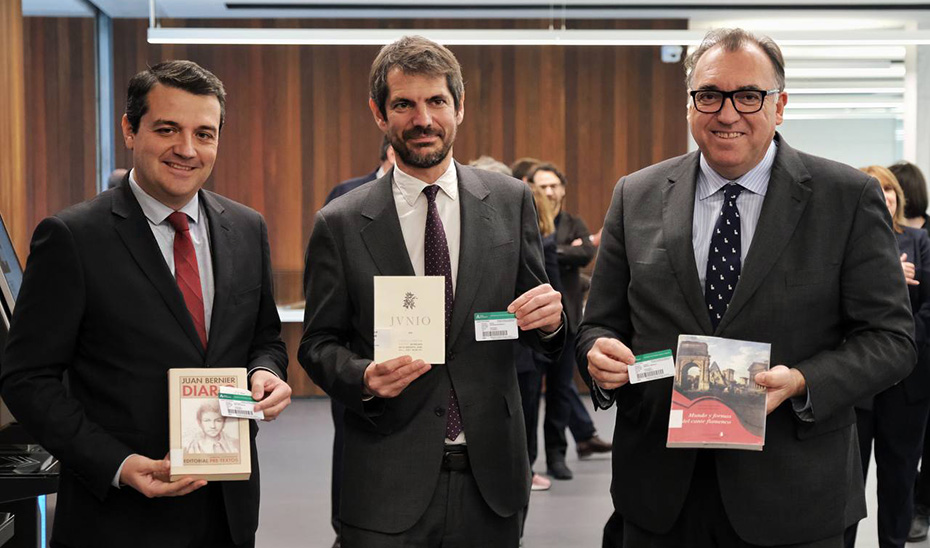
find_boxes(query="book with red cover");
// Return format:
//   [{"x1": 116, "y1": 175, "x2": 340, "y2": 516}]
[{"x1": 666, "y1": 335, "x2": 770, "y2": 451}]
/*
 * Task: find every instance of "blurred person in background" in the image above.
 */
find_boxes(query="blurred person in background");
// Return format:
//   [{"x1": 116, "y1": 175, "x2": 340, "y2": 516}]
[
  {"x1": 529, "y1": 162, "x2": 612, "y2": 481},
  {"x1": 845, "y1": 166, "x2": 930, "y2": 548},
  {"x1": 894, "y1": 161, "x2": 930, "y2": 542}
]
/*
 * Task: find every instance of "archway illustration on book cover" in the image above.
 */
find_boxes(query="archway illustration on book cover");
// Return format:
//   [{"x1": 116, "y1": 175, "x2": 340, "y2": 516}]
[{"x1": 667, "y1": 335, "x2": 770, "y2": 450}]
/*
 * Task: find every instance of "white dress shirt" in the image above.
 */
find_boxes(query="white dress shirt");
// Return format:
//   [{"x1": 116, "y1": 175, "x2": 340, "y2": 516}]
[
  {"x1": 692, "y1": 140, "x2": 776, "y2": 290},
  {"x1": 392, "y1": 161, "x2": 461, "y2": 293},
  {"x1": 128, "y1": 170, "x2": 215, "y2": 334},
  {"x1": 115, "y1": 171, "x2": 217, "y2": 488},
  {"x1": 392, "y1": 161, "x2": 465, "y2": 443}
]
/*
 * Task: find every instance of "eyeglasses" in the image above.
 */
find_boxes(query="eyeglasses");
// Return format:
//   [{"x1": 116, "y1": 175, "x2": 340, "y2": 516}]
[{"x1": 689, "y1": 89, "x2": 781, "y2": 114}]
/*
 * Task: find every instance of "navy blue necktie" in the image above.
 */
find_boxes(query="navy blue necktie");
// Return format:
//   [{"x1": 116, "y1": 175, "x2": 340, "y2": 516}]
[
  {"x1": 423, "y1": 185, "x2": 462, "y2": 440},
  {"x1": 705, "y1": 183, "x2": 744, "y2": 330}
]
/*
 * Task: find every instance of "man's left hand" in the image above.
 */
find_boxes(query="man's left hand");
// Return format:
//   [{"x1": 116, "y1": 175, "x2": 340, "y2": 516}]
[
  {"x1": 251, "y1": 370, "x2": 292, "y2": 421},
  {"x1": 755, "y1": 365, "x2": 806, "y2": 415},
  {"x1": 508, "y1": 284, "x2": 563, "y2": 333}
]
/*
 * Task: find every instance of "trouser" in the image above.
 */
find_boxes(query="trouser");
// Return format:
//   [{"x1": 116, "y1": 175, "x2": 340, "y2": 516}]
[
  {"x1": 622, "y1": 453, "x2": 843, "y2": 548},
  {"x1": 844, "y1": 384, "x2": 930, "y2": 548},
  {"x1": 331, "y1": 397, "x2": 346, "y2": 535},
  {"x1": 341, "y1": 447, "x2": 520, "y2": 547},
  {"x1": 543, "y1": 337, "x2": 596, "y2": 463}
]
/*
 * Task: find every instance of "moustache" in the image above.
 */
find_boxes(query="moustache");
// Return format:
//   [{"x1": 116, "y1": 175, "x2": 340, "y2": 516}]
[{"x1": 403, "y1": 127, "x2": 443, "y2": 140}]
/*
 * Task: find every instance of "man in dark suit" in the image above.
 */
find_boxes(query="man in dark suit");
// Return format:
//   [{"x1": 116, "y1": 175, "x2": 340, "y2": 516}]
[
  {"x1": 324, "y1": 136, "x2": 395, "y2": 204},
  {"x1": 300, "y1": 36, "x2": 564, "y2": 546},
  {"x1": 322, "y1": 135, "x2": 395, "y2": 548},
  {"x1": 577, "y1": 29, "x2": 915, "y2": 547},
  {"x1": 0, "y1": 60, "x2": 291, "y2": 548},
  {"x1": 528, "y1": 163, "x2": 611, "y2": 480}
]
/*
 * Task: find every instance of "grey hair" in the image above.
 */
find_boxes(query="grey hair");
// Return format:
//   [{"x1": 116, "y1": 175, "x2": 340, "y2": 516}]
[
  {"x1": 469, "y1": 156, "x2": 513, "y2": 176},
  {"x1": 684, "y1": 28, "x2": 786, "y2": 91}
]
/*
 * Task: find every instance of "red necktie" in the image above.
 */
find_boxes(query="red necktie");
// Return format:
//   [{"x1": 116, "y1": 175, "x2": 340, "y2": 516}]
[{"x1": 167, "y1": 211, "x2": 207, "y2": 349}]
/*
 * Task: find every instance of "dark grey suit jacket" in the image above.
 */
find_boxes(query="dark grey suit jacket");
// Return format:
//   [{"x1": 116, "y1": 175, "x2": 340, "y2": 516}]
[
  {"x1": 576, "y1": 136, "x2": 915, "y2": 545},
  {"x1": 299, "y1": 162, "x2": 563, "y2": 533},
  {"x1": 555, "y1": 210, "x2": 595, "y2": 332},
  {"x1": 0, "y1": 180, "x2": 287, "y2": 547}
]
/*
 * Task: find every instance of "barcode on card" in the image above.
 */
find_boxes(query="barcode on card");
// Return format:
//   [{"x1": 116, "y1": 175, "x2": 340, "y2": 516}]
[
  {"x1": 483, "y1": 330, "x2": 508, "y2": 337},
  {"x1": 638, "y1": 369, "x2": 666, "y2": 380},
  {"x1": 225, "y1": 409, "x2": 254, "y2": 417}
]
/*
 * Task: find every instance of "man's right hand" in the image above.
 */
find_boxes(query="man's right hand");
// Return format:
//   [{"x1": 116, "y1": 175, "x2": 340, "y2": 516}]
[
  {"x1": 587, "y1": 337, "x2": 635, "y2": 390},
  {"x1": 119, "y1": 454, "x2": 206, "y2": 498},
  {"x1": 363, "y1": 355, "x2": 431, "y2": 398}
]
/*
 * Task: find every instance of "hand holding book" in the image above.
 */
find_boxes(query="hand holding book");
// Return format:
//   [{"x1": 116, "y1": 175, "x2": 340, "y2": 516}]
[
  {"x1": 754, "y1": 365, "x2": 807, "y2": 415},
  {"x1": 119, "y1": 454, "x2": 206, "y2": 498},
  {"x1": 363, "y1": 355, "x2": 431, "y2": 399}
]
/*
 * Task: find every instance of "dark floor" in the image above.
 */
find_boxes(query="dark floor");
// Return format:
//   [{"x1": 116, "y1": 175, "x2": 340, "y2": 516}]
[{"x1": 42, "y1": 397, "x2": 916, "y2": 547}]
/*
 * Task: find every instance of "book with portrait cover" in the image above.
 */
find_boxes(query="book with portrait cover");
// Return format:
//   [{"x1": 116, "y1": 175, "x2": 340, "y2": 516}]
[
  {"x1": 168, "y1": 368, "x2": 251, "y2": 481},
  {"x1": 666, "y1": 335, "x2": 770, "y2": 451}
]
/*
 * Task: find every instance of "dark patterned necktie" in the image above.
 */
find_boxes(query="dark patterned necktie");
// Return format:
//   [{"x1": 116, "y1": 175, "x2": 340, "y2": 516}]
[
  {"x1": 423, "y1": 185, "x2": 462, "y2": 441},
  {"x1": 167, "y1": 211, "x2": 207, "y2": 348},
  {"x1": 705, "y1": 183, "x2": 744, "y2": 331}
]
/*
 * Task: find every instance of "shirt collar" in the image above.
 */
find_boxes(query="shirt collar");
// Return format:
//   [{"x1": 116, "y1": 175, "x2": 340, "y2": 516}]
[
  {"x1": 128, "y1": 169, "x2": 201, "y2": 225},
  {"x1": 697, "y1": 139, "x2": 777, "y2": 201},
  {"x1": 392, "y1": 161, "x2": 459, "y2": 207}
]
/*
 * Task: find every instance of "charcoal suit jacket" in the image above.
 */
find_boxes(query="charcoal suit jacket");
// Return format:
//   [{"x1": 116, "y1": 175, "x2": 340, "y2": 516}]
[
  {"x1": 576, "y1": 135, "x2": 915, "y2": 546},
  {"x1": 299, "y1": 161, "x2": 564, "y2": 533}
]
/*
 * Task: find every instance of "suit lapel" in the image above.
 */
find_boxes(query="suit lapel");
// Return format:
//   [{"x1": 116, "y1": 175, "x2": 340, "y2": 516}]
[
  {"x1": 717, "y1": 138, "x2": 812, "y2": 332},
  {"x1": 202, "y1": 191, "x2": 233, "y2": 363},
  {"x1": 663, "y1": 153, "x2": 714, "y2": 335},
  {"x1": 360, "y1": 174, "x2": 416, "y2": 277},
  {"x1": 111, "y1": 183, "x2": 206, "y2": 357},
  {"x1": 448, "y1": 163, "x2": 496, "y2": 347}
]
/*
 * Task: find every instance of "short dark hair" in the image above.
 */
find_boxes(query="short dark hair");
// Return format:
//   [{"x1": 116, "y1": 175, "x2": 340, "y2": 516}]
[
  {"x1": 528, "y1": 163, "x2": 567, "y2": 186},
  {"x1": 196, "y1": 400, "x2": 224, "y2": 423},
  {"x1": 379, "y1": 135, "x2": 391, "y2": 162},
  {"x1": 125, "y1": 60, "x2": 226, "y2": 133},
  {"x1": 889, "y1": 161, "x2": 929, "y2": 219},
  {"x1": 369, "y1": 36, "x2": 464, "y2": 119},
  {"x1": 510, "y1": 157, "x2": 542, "y2": 181},
  {"x1": 685, "y1": 28, "x2": 786, "y2": 92}
]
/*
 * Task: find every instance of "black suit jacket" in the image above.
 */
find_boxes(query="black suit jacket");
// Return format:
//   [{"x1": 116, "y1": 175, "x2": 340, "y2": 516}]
[
  {"x1": 324, "y1": 168, "x2": 380, "y2": 205},
  {"x1": 576, "y1": 136, "x2": 915, "y2": 545},
  {"x1": 0, "y1": 180, "x2": 287, "y2": 547},
  {"x1": 299, "y1": 162, "x2": 564, "y2": 533},
  {"x1": 896, "y1": 226, "x2": 930, "y2": 403},
  {"x1": 555, "y1": 211, "x2": 595, "y2": 331}
]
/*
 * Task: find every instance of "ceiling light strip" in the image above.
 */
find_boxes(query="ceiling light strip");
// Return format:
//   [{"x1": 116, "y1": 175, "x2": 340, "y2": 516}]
[{"x1": 146, "y1": 27, "x2": 930, "y2": 47}]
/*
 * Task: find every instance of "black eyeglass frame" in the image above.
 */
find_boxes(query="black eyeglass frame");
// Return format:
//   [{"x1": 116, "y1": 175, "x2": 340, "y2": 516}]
[{"x1": 689, "y1": 88, "x2": 781, "y2": 114}]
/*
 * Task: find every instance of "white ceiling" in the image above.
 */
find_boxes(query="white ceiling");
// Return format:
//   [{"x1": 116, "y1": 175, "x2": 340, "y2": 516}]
[{"x1": 22, "y1": 0, "x2": 930, "y2": 20}]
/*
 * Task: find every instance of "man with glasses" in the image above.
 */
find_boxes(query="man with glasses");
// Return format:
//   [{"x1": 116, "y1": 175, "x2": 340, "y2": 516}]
[{"x1": 577, "y1": 28, "x2": 914, "y2": 547}]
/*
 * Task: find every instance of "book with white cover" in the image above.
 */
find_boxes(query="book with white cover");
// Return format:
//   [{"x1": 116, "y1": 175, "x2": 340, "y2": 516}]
[{"x1": 374, "y1": 276, "x2": 445, "y2": 364}]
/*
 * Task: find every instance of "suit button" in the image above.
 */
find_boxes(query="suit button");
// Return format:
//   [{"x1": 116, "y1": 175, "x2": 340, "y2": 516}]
[
  {"x1": 447, "y1": 352, "x2": 456, "y2": 361},
  {"x1": 434, "y1": 407, "x2": 446, "y2": 417}
]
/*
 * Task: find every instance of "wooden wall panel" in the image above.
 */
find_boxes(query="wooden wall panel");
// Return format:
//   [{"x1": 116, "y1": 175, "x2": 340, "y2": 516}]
[
  {"x1": 22, "y1": 17, "x2": 97, "y2": 248},
  {"x1": 0, "y1": 0, "x2": 27, "y2": 258},
  {"x1": 24, "y1": 16, "x2": 688, "y2": 396}
]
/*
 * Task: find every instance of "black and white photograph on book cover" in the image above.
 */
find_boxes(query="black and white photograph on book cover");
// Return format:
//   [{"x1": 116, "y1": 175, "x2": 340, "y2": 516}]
[{"x1": 183, "y1": 399, "x2": 241, "y2": 457}]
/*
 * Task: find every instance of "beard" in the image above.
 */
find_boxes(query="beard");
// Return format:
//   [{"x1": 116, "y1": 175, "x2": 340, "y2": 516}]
[{"x1": 390, "y1": 126, "x2": 455, "y2": 169}]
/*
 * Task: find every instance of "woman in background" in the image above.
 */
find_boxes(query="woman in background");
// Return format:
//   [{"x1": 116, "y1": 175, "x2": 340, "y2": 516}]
[
  {"x1": 892, "y1": 161, "x2": 930, "y2": 542},
  {"x1": 846, "y1": 165, "x2": 930, "y2": 548}
]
